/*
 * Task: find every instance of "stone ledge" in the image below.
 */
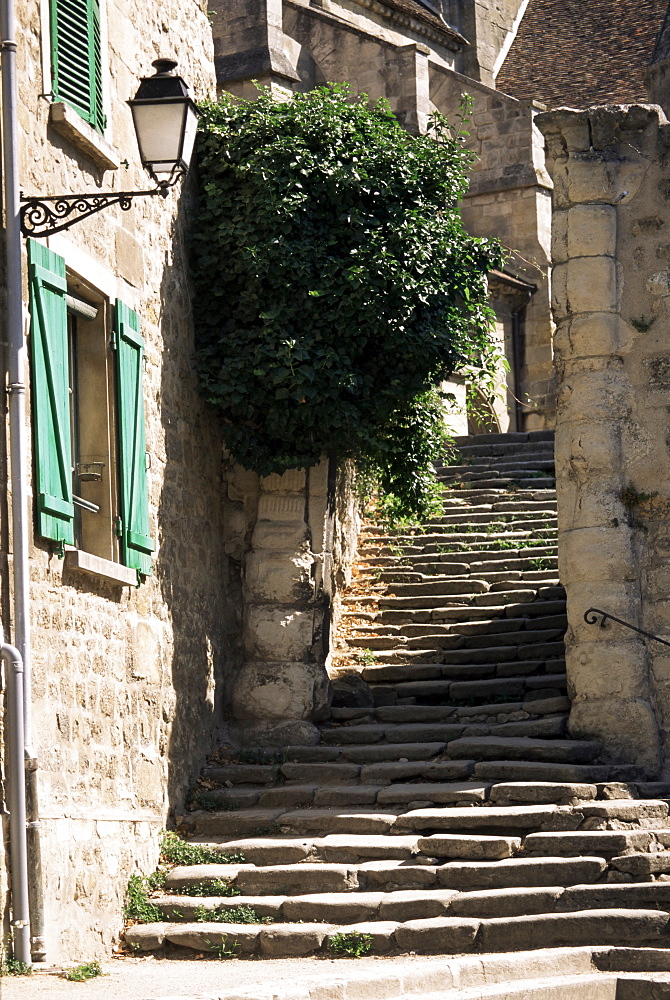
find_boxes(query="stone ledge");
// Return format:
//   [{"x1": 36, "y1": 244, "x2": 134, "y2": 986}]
[
  {"x1": 64, "y1": 548, "x2": 137, "y2": 587},
  {"x1": 49, "y1": 102, "x2": 120, "y2": 173}
]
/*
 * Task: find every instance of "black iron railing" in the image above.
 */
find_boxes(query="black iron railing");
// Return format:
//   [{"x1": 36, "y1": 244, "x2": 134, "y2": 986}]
[{"x1": 583, "y1": 607, "x2": 670, "y2": 648}]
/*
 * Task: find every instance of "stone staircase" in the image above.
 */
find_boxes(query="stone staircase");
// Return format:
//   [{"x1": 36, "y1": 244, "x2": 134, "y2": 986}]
[{"x1": 126, "y1": 430, "x2": 670, "y2": 961}]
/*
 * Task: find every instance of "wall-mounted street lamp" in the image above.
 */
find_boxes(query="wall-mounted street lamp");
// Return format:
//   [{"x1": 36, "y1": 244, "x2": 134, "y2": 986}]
[{"x1": 20, "y1": 59, "x2": 199, "y2": 237}]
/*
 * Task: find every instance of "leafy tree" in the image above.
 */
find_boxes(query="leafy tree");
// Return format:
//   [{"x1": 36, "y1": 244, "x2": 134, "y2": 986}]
[{"x1": 191, "y1": 84, "x2": 504, "y2": 518}]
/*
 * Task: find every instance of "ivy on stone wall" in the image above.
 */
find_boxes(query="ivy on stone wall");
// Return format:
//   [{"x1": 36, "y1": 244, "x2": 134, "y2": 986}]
[{"x1": 190, "y1": 84, "x2": 504, "y2": 517}]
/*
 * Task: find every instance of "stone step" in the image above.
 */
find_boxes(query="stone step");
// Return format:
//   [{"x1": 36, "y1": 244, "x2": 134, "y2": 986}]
[
  {"x1": 442, "y1": 489, "x2": 557, "y2": 504},
  {"x1": 153, "y1": 876, "x2": 670, "y2": 925},
  {"x1": 374, "y1": 592, "x2": 559, "y2": 611},
  {"x1": 453, "y1": 430, "x2": 554, "y2": 446},
  {"x1": 285, "y1": 742, "x2": 454, "y2": 763},
  {"x1": 125, "y1": 908, "x2": 668, "y2": 958},
  {"x1": 424, "y1": 509, "x2": 558, "y2": 525},
  {"x1": 442, "y1": 459, "x2": 555, "y2": 475},
  {"x1": 361, "y1": 668, "x2": 566, "y2": 692},
  {"x1": 320, "y1": 713, "x2": 570, "y2": 749},
  {"x1": 437, "y1": 856, "x2": 608, "y2": 890},
  {"x1": 186, "y1": 809, "x2": 404, "y2": 838},
  {"x1": 446, "y1": 736, "x2": 598, "y2": 764},
  {"x1": 394, "y1": 800, "x2": 670, "y2": 840},
  {"x1": 472, "y1": 761, "x2": 645, "y2": 784},
  {"x1": 450, "y1": 882, "x2": 670, "y2": 919},
  {"x1": 346, "y1": 624, "x2": 565, "y2": 646},
  {"x1": 194, "y1": 780, "x2": 501, "y2": 811},
  {"x1": 442, "y1": 478, "x2": 557, "y2": 491}
]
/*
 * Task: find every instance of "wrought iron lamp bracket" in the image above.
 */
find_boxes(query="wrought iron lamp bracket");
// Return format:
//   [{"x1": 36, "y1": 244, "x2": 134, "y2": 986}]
[{"x1": 20, "y1": 166, "x2": 183, "y2": 238}]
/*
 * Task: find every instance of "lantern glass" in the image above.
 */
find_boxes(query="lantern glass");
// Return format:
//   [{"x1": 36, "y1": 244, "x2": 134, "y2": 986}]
[{"x1": 128, "y1": 60, "x2": 199, "y2": 183}]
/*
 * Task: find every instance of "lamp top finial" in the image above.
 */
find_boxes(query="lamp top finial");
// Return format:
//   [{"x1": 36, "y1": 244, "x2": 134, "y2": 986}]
[{"x1": 152, "y1": 58, "x2": 178, "y2": 76}]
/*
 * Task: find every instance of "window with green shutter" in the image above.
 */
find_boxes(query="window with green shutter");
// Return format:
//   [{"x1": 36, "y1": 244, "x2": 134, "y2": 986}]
[
  {"x1": 50, "y1": 0, "x2": 106, "y2": 133},
  {"x1": 28, "y1": 243, "x2": 153, "y2": 580},
  {"x1": 27, "y1": 239, "x2": 75, "y2": 548},
  {"x1": 114, "y1": 302, "x2": 154, "y2": 577}
]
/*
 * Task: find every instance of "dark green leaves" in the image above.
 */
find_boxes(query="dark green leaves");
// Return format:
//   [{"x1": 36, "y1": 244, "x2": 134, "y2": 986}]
[{"x1": 191, "y1": 84, "x2": 503, "y2": 517}]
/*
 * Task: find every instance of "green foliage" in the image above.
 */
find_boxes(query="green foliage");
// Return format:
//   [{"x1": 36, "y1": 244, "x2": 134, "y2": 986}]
[
  {"x1": 195, "y1": 904, "x2": 273, "y2": 924},
  {"x1": 329, "y1": 931, "x2": 373, "y2": 958},
  {"x1": 177, "y1": 879, "x2": 240, "y2": 897},
  {"x1": 62, "y1": 961, "x2": 103, "y2": 982},
  {"x1": 124, "y1": 874, "x2": 161, "y2": 924},
  {"x1": 191, "y1": 84, "x2": 504, "y2": 519},
  {"x1": 0, "y1": 958, "x2": 32, "y2": 976},
  {"x1": 620, "y1": 481, "x2": 658, "y2": 509},
  {"x1": 630, "y1": 315, "x2": 654, "y2": 332},
  {"x1": 160, "y1": 831, "x2": 245, "y2": 866},
  {"x1": 206, "y1": 937, "x2": 239, "y2": 960},
  {"x1": 353, "y1": 648, "x2": 376, "y2": 665}
]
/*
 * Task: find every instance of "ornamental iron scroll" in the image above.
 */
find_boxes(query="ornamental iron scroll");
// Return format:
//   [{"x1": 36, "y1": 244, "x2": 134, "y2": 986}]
[
  {"x1": 20, "y1": 166, "x2": 184, "y2": 238},
  {"x1": 584, "y1": 607, "x2": 670, "y2": 648}
]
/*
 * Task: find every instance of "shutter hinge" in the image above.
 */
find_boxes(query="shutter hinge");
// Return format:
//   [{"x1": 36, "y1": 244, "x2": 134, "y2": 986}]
[
  {"x1": 114, "y1": 517, "x2": 123, "y2": 538},
  {"x1": 110, "y1": 330, "x2": 117, "y2": 350},
  {"x1": 53, "y1": 540, "x2": 65, "y2": 559}
]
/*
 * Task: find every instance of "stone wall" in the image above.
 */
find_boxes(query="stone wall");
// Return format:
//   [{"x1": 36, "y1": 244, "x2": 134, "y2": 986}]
[
  {"x1": 2, "y1": 0, "x2": 220, "y2": 962},
  {"x1": 222, "y1": 458, "x2": 360, "y2": 747},
  {"x1": 538, "y1": 103, "x2": 670, "y2": 777},
  {"x1": 430, "y1": 65, "x2": 555, "y2": 429}
]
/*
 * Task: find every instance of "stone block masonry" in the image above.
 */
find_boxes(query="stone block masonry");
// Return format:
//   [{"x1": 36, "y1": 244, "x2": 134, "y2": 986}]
[
  {"x1": 537, "y1": 103, "x2": 670, "y2": 777},
  {"x1": 3, "y1": 0, "x2": 220, "y2": 963},
  {"x1": 223, "y1": 458, "x2": 360, "y2": 747}
]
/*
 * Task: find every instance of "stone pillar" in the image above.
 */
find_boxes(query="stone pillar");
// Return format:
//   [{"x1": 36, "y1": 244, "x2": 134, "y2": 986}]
[
  {"x1": 390, "y1": 44, "x2": 432, "y2": 135},
  {"x1": 225, "y1": 458, "x2": 341, "y2": 746},
  {"x1": 210, "y1": 0, "x2": 299, "y2": 98},
  {"x1": 537, "y1": 105, "x2": 666, "y2": 776}
]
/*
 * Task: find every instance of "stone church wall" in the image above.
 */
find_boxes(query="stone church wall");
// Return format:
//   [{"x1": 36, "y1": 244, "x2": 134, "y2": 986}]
[{"x1": 538, "y1": 103, "x2": 670, "y2": 776}]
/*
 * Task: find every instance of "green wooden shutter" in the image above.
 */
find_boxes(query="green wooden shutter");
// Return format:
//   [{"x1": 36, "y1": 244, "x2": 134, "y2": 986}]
[
  {"x1": 114, "y1": 302, "x2": 154, "y2": 577},
  {"x1": 27, "y1": 239, "x2": 75, "y2": 547},
  {"x1": 50, "y1": 0, "x2": 106, "y2": 133}
]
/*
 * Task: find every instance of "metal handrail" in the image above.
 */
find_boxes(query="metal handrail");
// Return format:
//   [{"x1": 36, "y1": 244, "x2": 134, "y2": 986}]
[{"x1": 584, "y1": 607, "x2": 670, "y2": 648}]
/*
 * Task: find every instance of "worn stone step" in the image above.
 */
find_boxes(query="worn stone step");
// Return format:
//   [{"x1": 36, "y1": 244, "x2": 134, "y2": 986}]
[
  {"x1": 437, "y1": 856, "x2": 607, "y2": 890},
  {"x1": 475, "y1": 909, "x2": 670, "y2": 952},
  {"x1": 358, "y1": 760, "x2": 475, "y2": 784},
  {"x1": 489, "y1": 782, "x2": 598, "y2": 806},
  {"x1": 449, "y1": 883, "x2": 670, "y2": 919},
  {"x1": 387, "y1": 580, "x2": 491, "y2": 597},
  {"x1": 417, "y1": 833, "x2": 520, "y2": 860},
  {"x1": 286, "y1": 742, "x2": 452, "y2": 763},
  {"x1": 185, "y1": 835, "x2": 423, "y2": 866},
  {"x1": 459, "y1": 625, "x2": 565, "y2": 646},
  {"x1": 395, "y1": 804, "x2": 562, "y2": 833},
  {"x1": 472, "y1": 761, "x2": 637, "y2": 783},
  {"x1": 319, "y1": 723, "x2": 466, "y2": 745},
  {"x1": 449, "y1": 478, "x2": 556, "y2": 491},
  {"x1": 375, "y1": 781, "x2": 490, "y2": 805},
  {"x1": 201, "y1": 764, "x2": 280, "y2": 785},
  {"x1": 185, "y1": 808, "x2": 404, "y2": 838},
  {"x1": 526, "y1": 830, "x2": 663, "y2": 857},
  {"x1": 126, "y1": 908, "x2": 669, "y2": 958},
  {"x1": 446, "y1": 736, "x2": 599, "y2": 764}
]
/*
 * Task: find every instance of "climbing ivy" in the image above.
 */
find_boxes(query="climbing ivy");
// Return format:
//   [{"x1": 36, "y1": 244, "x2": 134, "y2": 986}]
[{"x1": 191, "y1": 85, "x2": 504, "y2": 517}]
